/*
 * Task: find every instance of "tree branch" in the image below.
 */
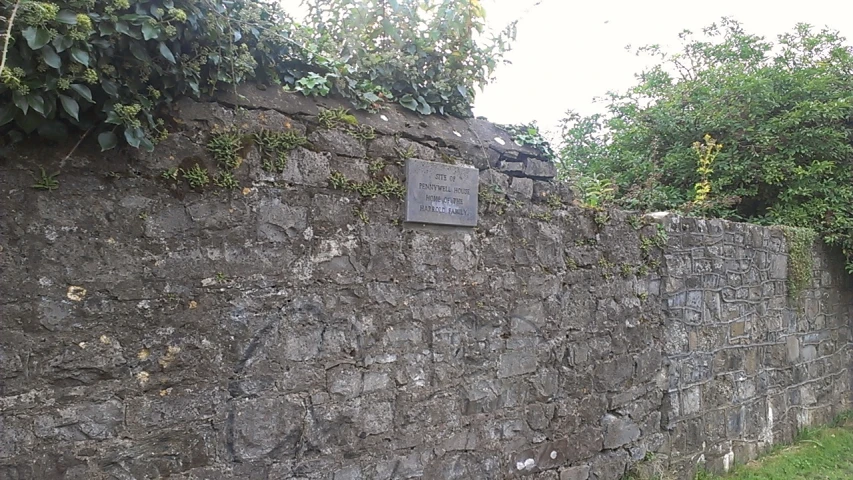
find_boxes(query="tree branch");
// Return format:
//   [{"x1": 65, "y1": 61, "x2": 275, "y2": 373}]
[{"x1": 0, "y1": 0, "x2": 21, "y2": 79}]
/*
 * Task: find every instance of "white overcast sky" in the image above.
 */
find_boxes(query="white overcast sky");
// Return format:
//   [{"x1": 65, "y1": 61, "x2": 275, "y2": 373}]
[
  {"x1": 474, "y1": 0, "x2": 853, "y2": 137},
  {"x1": 281, "y1": 1, "x2": 853, "y2": 137}
]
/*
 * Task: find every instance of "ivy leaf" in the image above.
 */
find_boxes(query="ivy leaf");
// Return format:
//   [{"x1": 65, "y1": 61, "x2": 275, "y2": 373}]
[
  {"x1": 130, "y1": 41, "x2": 150, "y2": 61},
  {"x1": 13, "y1": 91, "x2": 29, "y2": 115},
  {"x1": 28, "y1": 94, "x2": 46, "y2": 116},
  {"x1": 56, "y1": 10, "x2": 78, "y2": 24},
  {"x1": 416, "y1": 97, "x2": 432, "y2": 115},
  {"x1": 23, "y1": 27, "x2": 51, "y2": 50},
  {"x1": 159, "y1": 42, "x2": 176, "y2": 64},
  {"x1": 105, "y1": 111, "x2": 121, "y2": 125},
  {"x1": 52, "y1": 34, "x2": 73, "y2": 53},
  {"x1": 115, "y1": 21, "x2": 131, "y2": 36},
  {"x1": 42, "y1": 45, "x2": 61, "y2": 69},
  {"x1": 102, "y1": 80, "x2": 120, "y2": 98},
  {"x1": 0, "y1": 104, "x2": 16, "y2": 127},
  {"x1": 99, "y1": 22, "x2": 116, "y2": 35},
  {"x1": 141, "y1": 23, "x2": 159, "y2": 41},
  {"x1": 124, "y1": 126, "x2": 144, "y2": 148},
  {"x1": 58, "y1": 94, "x2": 80, "y2": 120},
  {"x1": 139, "y1": 136, "x2": 155, "y2": 152},
  {"x1": 98, "y1": 131, "x2": 119, "y2": 151},
  {"x1": 399, "y1": 94, "x2": 418, "y2": 111},
  {"x1": 70, "y1": 84, "x2": 94, "y2": 103},
  {"x1": 71, "y1": 48, "x2": 90, "y2": 66}
]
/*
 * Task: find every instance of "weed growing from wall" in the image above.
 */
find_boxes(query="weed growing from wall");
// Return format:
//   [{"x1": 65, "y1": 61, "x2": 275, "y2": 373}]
[
  {"x1": 318, "y1": 107, "x2": 358, "y2": 130},
  {"x1": 207, "y1": 130, "x2": 244, "y2": 170},
  {"x1": 253, "y1": 129, "x2": 307, "y2": 173},
  {"x1": 213, "y1": 171, "x2": 239, "y2": 189},
  {"x1": 183, "y1": 164, "x2": 210, "y2": 189},
  {"x1": 317, "y1": 107, "x2": 375, "y2": 141},
  {"x1": 31, "y1": 167, "x2": 59, "y2": 191},
  {"x1": 779, "y1": 226, "x2": 816, "y2": 300},
  {"x1": 479, "y1": 184, "x2": 508, "y2": 215}
]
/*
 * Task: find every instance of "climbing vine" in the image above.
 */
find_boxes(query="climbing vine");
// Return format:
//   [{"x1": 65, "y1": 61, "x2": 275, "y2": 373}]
[
  {"x1": 779, "y1": 226, "x2": 816, "y2": 300},
  {"x1": 0, "y1": 0, "x2": 516, "y2": 151}
]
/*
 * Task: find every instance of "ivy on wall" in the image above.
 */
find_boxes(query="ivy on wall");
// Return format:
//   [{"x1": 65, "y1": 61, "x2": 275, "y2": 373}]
[{"x1": 0, "y1": 0, "x2": 516, "y2": 150}]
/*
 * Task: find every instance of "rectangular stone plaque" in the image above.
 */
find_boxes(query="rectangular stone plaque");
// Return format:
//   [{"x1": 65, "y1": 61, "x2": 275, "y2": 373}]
[{"x1": 405, "y1": 158, "x2": 479, "y2": 227}]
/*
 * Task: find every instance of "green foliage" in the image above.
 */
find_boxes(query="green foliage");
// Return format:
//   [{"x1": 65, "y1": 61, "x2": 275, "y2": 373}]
[
  {"x1": 479, "y1": 183, "x2": 508, "y2": 214},
  {"x1": 639, "y1": 224, "x2": 668, "y2": 271},
  {"x1": 559, "y1": 18, "x2": 853, "y2": 271},
  {"x1": 318, "y1": 107, "x2": 358, "y2": 129},
  {"x1": 350, "y1": 180, "x2": 379, "y2": 198},
  {"x1": 161, "y1": 167, "x2": 179, "y2": 181},
  {"x1": 213, "y1": 170, "x2": 238, "y2": 189},
  {"x1": 182, "y1": 163, "x2": 209, "y2": 189},
  {"x1": 350, "y1": 123, "x2": 375, "y2": 141},
  {"x1": 699, "y1": 423, "x2": 853, "y2": 479},
  {"x1": 692, "y1": 134, "x2": 722, "y2": 205},
  {"x1": 327, "y1": 170, "x2": 404, "y2": 200},
  {"x1": 368, "y1": 159, "x2": 385, "y2": 177},
  {"x1": 394, "y1": 144, "x2": 416, "y2": 160},
  {"x1": 317, "y1": 106, "x2": 375, "y2": 141},
  {"x1": 545, "y1": 193, "x2": 563, "y2": 210},
  {"x1": 499, "y1": 121, "x2": 556, "y2": 160},
  {"x1": 779, "y1": 226, "x2": 816, "y2": 299},
  {"x1": 328, "y1": 170, "x2": 348, "y2": 190},
  {"x1": 627, "y1": 214, "x2": 642, "y2": 230},
  {"x1": 305, "y1": 0, "x2": 516, "y2": 116},
  {"x1": 207, "y1": 130, "x2": 244, "y2": 170},
  {"x1": 253, "y1": 128, "x2": 306, "y2": 173},
  {"x1": 529, "y1": 211, "x2": 552, "y2": 222},
  {"x1": 293, "y1": 72, "x2": 330, "y2": 97},
  {"x1": 575, "y1": 173, "x2": 615, "y2": 208},
  {"x1": 31, "y1": 165, "x2": 58, "y2": 190},
  {"x1": 0, "y1": 0, "x2": 515, "y2": 149},
  {"x1": 376, "y1": 175, "x2": 405, "y2": 199},
  {"x1": 352, "y1": 206, "x2": 368, "y2": 224}
]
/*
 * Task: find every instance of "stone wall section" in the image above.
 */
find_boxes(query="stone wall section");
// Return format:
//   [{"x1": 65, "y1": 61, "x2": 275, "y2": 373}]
[
  {"x1": 657, "y1": 215, "x2": 853, "y2": 477},
  {"x1": 0, "y1": 88, "x2": 850, "y2": 480}
]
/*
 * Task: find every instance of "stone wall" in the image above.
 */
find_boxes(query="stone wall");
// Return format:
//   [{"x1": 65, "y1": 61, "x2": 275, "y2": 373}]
[
  {"x1": 0, "y1": 88, "x2": 850, "y2": 480},
  {"x1": 658, "y1": 215, "x2": 853, "y2": 477}
]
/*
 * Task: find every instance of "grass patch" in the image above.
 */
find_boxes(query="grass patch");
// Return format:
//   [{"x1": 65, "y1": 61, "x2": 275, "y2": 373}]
[{"x1": 710, "y1": 419, "x2": 853, "y2": 479}]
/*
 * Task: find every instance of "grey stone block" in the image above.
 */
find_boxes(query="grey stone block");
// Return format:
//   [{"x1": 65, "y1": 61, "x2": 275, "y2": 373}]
[
  {"x1": 509, "y1": 177, "x2": 534, "y2": 200},
  {"x1": 561, "y1": 465, "x2": 591, "y2": 480},
  {"x1": 602, "y1": 414, "x2": 641, "y2": 449},
  {"x1": 523, "y1": 158, "x2": 558, "y2": 179},
  {"x1": 308, "y1": 129, "x2": 367, "y2": 158}
]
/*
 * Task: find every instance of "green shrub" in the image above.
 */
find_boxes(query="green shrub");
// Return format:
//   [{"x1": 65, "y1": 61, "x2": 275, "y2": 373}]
[
  {"x1": 0, "y1": 0, "x2": 516, "y2": 150},
  {"x1": 559, "y1": 18, "x2": 853, "y2": 272}
]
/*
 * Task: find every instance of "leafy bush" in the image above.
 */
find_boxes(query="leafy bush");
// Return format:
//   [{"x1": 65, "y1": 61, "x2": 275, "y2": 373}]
[
  {"x1": 559, "y1": 18, "x2": 853, "y2": 271},
  {"x1": 498, "y1": 121, "x2": 556, "y2": 160},
  {"x1": 0, "y1": 0, "x2": 515, "y2": 150}
]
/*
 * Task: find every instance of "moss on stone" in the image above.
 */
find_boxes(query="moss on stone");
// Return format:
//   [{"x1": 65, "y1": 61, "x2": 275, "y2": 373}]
[{"x1": 779, "y1": 226, "x2": 816, "y2": 300}]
